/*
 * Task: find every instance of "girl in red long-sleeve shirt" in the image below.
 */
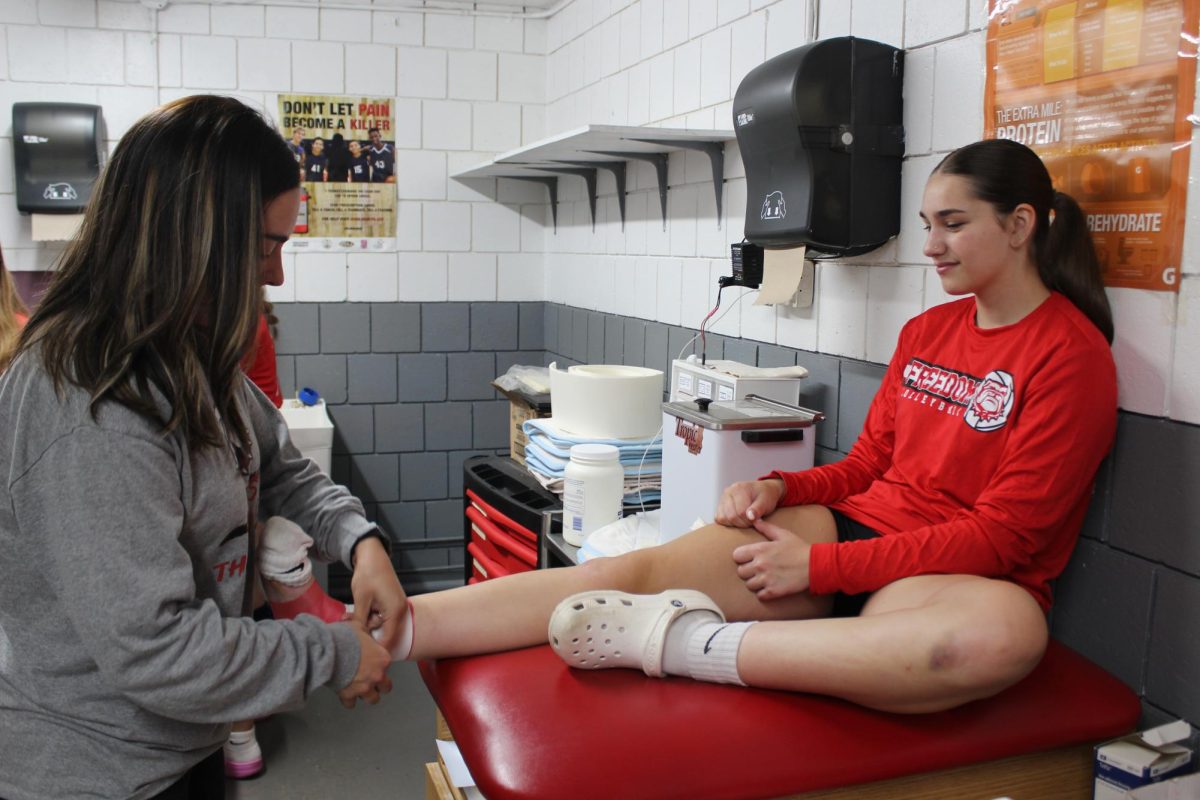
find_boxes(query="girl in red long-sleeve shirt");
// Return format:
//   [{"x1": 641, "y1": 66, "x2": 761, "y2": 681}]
[{"x1": 393, "y1": 139, "x2": 1118, "y2": 714}]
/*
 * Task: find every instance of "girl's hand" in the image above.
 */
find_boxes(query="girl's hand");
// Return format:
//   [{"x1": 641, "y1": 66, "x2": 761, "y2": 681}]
[
  {"x1": 715, "y1": 479, "x2": 785, "y2": 528},
  {"x1": 731, "y1": 517, "x2": 812, "y2": 600}
]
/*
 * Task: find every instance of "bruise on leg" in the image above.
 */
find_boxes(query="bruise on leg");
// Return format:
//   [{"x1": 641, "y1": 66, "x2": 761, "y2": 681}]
[{"x1": 927, "y1": 633, "x2": 963, "y2": 673}]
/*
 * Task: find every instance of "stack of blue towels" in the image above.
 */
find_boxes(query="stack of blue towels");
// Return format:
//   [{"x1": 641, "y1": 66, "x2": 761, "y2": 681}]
[{"x1": 521, "y1": 417, "x2": 662, "y2": 506}]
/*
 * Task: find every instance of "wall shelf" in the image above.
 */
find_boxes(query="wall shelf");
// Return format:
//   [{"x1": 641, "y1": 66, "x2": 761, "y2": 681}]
[{"x1": 451, "y1": 124, "x2": 735, "y2": 231}]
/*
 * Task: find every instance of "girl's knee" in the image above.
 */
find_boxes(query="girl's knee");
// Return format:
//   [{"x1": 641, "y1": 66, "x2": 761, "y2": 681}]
[
  {"x1": 934, "y1": 592, "x2": 1047, "y2": 695},
  {"x1": 574, "y1": 551, "x2": 653, "y2": 592}
]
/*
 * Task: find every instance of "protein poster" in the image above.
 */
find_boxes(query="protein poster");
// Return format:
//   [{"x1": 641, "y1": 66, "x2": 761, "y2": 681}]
[
  {"x1": 277, "y1": 94, "x2": 397, "y2": 252},
  {"x1": 985, "y1": 0, "x2": 1200, "y2": 291}
]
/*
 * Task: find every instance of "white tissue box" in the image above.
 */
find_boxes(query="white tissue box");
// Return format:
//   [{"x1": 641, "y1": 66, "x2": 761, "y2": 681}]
[{"x1": 1095, "y1": 720, "x2": 1195, "y2": 800}]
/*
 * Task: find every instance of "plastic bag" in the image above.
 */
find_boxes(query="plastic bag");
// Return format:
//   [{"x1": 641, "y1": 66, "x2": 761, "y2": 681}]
[
  {"x1": 578, "y1": 509, "x2": 662, "y2": 562},
  {"x1": 493, "y1": 365, "x2": 551, "y2": 395}
]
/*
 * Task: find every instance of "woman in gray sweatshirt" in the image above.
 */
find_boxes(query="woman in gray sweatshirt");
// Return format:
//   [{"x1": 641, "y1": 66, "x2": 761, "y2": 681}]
[{"x1": 0, "y1": 95, "x2": 405, "y2": 800}]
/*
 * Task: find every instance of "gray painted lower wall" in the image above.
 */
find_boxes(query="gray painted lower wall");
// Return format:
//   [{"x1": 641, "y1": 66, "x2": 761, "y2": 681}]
[
  {"x1": 281, "y1": 300, "x2": 1199, "y2": 730},
  {"x1": 272, "y1": 301, "x2": 545, "y2": 595}
]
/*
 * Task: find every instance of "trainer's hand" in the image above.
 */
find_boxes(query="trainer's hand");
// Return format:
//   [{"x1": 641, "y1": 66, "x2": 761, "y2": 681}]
[
  {"x1": 731, "y1": 517, "x2": 811, "y2": 600},
  {"x1": 337, "y1": 622, "x2": 394, "y2": 709},
  {"x1": 350, "y1": 536, "x2": 408, "y2": 652},
  {"x1": 715, "y1": 479, "x2": 785, "y2": 528}
]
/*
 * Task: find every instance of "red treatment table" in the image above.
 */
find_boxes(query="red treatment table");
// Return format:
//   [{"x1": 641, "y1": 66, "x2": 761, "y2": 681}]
[{"x1": 420, "y1": 640, "x2": 1140, "y2": 800}]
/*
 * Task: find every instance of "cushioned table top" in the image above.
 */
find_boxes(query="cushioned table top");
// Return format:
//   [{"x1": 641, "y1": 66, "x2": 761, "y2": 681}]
[{"x1": 420, "y1": 640, "x2": 1140, "y2": 800}]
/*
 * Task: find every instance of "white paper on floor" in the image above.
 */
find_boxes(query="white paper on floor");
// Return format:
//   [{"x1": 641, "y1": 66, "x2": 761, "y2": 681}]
[{"x1": 435, "y1": 739, "x2": 475, "y2": 788}]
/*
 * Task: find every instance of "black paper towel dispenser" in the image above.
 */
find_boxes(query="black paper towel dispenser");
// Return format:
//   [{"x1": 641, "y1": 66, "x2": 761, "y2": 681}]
[
  {"x1": 733, "y1": 37, "x2": 904, "y2": 257},
  {"x1": 13, "y1": 102, "x2": 104, "y2": 214}
]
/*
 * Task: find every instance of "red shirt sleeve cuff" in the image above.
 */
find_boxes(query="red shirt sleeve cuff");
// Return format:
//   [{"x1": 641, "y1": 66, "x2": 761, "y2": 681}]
[{"x1": 761, "y1": 470, "x2": 802, "y2": 506}]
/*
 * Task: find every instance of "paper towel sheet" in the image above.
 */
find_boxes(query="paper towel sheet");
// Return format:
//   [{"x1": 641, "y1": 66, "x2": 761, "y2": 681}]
[
  {"x1": 754, "y1": 246, "x2": 806, "y2": 305},
  {"x1": 32, "y1": 214, "x2": 84, "y2": 242}
]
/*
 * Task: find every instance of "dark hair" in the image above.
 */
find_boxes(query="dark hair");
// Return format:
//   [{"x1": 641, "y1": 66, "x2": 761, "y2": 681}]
[
  {"x1": 21, "y1": 95, "x2": 300, "y2": 451},
  {"x1": 368, "y1": 127, "x2": 380, "y2": 135},
  {"x1": 933, "y1": 139, "x2": 1113, "y2": 343},
  {"x1": 0, "y1": 244, "x2": 28, "y2": 372}
]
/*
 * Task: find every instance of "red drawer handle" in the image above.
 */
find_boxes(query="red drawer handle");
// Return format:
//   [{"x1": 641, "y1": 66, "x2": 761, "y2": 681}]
[
  {"x1": 465, "y1": 488, "x2": 538, "y2": 546},
  {"x1": 466, "y1": 506, "x2": 538, "y2": 568},
  {"x1": 467, "y1": 541, "x2": 511, "y2": 580}
]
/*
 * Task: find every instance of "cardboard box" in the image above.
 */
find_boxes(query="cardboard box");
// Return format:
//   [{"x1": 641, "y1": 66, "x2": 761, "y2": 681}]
[
  {"x1": 491, "y1": 382, "x2": 550, "y2": 465},
  {"x1": 1126, "y1": 772, "x2": 1200, "y2": 799},
  {"x1": 1095, "y1": 720, "x2": 1195, "y2": 800}
]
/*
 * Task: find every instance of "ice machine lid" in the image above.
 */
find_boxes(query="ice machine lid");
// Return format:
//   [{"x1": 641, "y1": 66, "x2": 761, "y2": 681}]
[{"x1": 662, "y1": 394, "x2": 824, "y2": 431}]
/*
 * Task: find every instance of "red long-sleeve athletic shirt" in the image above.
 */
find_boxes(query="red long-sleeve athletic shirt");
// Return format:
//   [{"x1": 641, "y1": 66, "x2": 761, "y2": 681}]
[
  {"x1": 242, "y1": 314, "x2": 283, "y2": 408},
  {"x1": 771, "y1": 293, "x2": 1116, "y2": 611}
]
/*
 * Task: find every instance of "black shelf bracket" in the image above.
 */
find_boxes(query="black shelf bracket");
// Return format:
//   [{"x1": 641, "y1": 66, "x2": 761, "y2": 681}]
[
  {"x1": 504, "y1": 176, "x2": 559, "y2": 232},
  {"x1": 553, "y1": 160, "x2": 627, "y2": 230},
  {"x1": 533, "y1": 166, "x2": 598, "y2": 230},
  {"x1": 631, "y1": 139, "x2": 725, "y2": 228},
  {"x1": 591, "y1": 150, "x2": 669, "y2": 230}
]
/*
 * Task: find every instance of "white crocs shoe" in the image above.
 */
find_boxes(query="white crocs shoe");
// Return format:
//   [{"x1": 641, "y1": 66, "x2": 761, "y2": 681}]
[{"x1": 548, "y1": 590, "x2": 724, "y2": 677}]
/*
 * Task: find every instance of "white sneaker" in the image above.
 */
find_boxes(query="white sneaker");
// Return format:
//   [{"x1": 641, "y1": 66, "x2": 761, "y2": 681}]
[{"x1": 223, "y1": 726, "x2": 264, "y2": 779}]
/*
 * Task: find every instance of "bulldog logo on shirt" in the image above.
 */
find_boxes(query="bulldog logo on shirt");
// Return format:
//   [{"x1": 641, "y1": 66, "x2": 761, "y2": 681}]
[
  {"x1": 901, "y1": 358, "x2": 1015, "y2": 432},
  {"x1": 964, "y1": 370, "x2": 1015, "y2": 432}
]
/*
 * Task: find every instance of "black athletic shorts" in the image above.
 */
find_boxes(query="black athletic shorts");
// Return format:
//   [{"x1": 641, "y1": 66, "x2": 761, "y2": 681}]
[{"x1": 828, "y1": 508, "x2": 881, "y2": 618}]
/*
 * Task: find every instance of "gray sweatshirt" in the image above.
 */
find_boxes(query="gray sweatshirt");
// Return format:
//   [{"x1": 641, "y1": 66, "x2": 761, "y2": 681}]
[{"x1": 0, "y1": 352, "x2": 378, "y2": 799}]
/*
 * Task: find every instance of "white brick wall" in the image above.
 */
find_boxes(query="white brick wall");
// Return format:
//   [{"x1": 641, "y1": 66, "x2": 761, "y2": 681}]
[
  {"x1": 448, "y1": 50, "x2": 497, "y2": 101},
  {"x1": 348, "y1": 252, "x2": 400, "y2": 302},
  {"x1": 346, "y1": 44, "x2": 398, "y2": 96},
  {"x1": 294, "y1": 253, "x2": 348, "y2": 302},
  {"x1": 398, "y1": 252, "x2": 449, "y2": 301},
  {"x1": 448, "y1": 252, "x2": 497, "y2": 300},
  {"x1": 397, "y1": 46, "x2": 447, "y2": 98},
  {"x1": 2, "y1": 0, "x2": 1198, "y2": 423},
  {"x1": 212, "y1": 5, "x2": 263, "y2": 38}
]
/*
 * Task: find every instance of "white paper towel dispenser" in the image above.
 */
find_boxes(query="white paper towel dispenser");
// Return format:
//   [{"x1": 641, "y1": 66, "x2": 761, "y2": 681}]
[
  {"x1": 12, "y1": 102, "x2": 105, "y2": 214},
  {"x1": 733, "y1": 37, "x2": 904, "y2": 257}
]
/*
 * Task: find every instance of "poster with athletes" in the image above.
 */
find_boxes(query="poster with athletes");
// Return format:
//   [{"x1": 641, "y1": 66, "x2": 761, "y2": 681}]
[
  {"x1": 984, "y1": 0, "x2": 1200, "y2": 292},
  {"x1": 276, "y1": 94, "x2": 396, "y2": 252}
]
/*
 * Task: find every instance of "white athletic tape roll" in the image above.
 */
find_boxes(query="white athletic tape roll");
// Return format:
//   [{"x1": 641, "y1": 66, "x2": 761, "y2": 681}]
[{"x1": 549, "y1": 362, "x2": 663, "y2": 440}]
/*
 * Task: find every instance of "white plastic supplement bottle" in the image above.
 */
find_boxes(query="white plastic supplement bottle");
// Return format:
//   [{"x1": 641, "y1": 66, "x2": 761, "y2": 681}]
[{"x1": 562, "y1": 443, "x2": 623, "y2": 547}]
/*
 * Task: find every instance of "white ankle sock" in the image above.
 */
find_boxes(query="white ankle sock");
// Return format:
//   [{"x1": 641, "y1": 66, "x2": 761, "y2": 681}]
[
  {"x1": 660, "y1": 609, "x2": 722, "y2": 676},
  {"x1": 663, "y1": 616, "x2": 754, "y2": 686},
  {"x1": 227, "y1": 727, "x2": 256, "y2": 745}
]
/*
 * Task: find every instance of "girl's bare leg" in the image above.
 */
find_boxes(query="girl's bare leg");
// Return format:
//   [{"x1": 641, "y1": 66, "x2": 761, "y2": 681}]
[
  {"x1": 410, "y1": 504, "x2": 1048, "y2": 714},
  {"x1": 735, "y1": 574, "x2": 1049, "y2": 712},
  {"x1": 406, "y1": 505, "x2": 839, "y2": 661}
]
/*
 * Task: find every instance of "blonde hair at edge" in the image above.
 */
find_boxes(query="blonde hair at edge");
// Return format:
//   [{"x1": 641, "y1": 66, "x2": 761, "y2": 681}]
[
  {"x1": 0, "y1": 247, "x2": 28, "y2": 372},
  {"x1": 17, "y1": 95, "x2": 299, "y2": 452}
]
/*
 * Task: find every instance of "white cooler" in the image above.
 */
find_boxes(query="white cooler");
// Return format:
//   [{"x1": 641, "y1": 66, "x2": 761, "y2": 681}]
[
  {"x1": 279, "y1": 398, "x2": 334, "y2": 475},
  {"x1": 659, "y1": 396, "x2": 823, "y2": 542}
]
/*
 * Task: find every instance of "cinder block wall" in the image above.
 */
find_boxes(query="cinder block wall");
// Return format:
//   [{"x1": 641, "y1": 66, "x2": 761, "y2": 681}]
[{"x1": 272, "y1": 300, "x2": 544, "y2": 594}]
